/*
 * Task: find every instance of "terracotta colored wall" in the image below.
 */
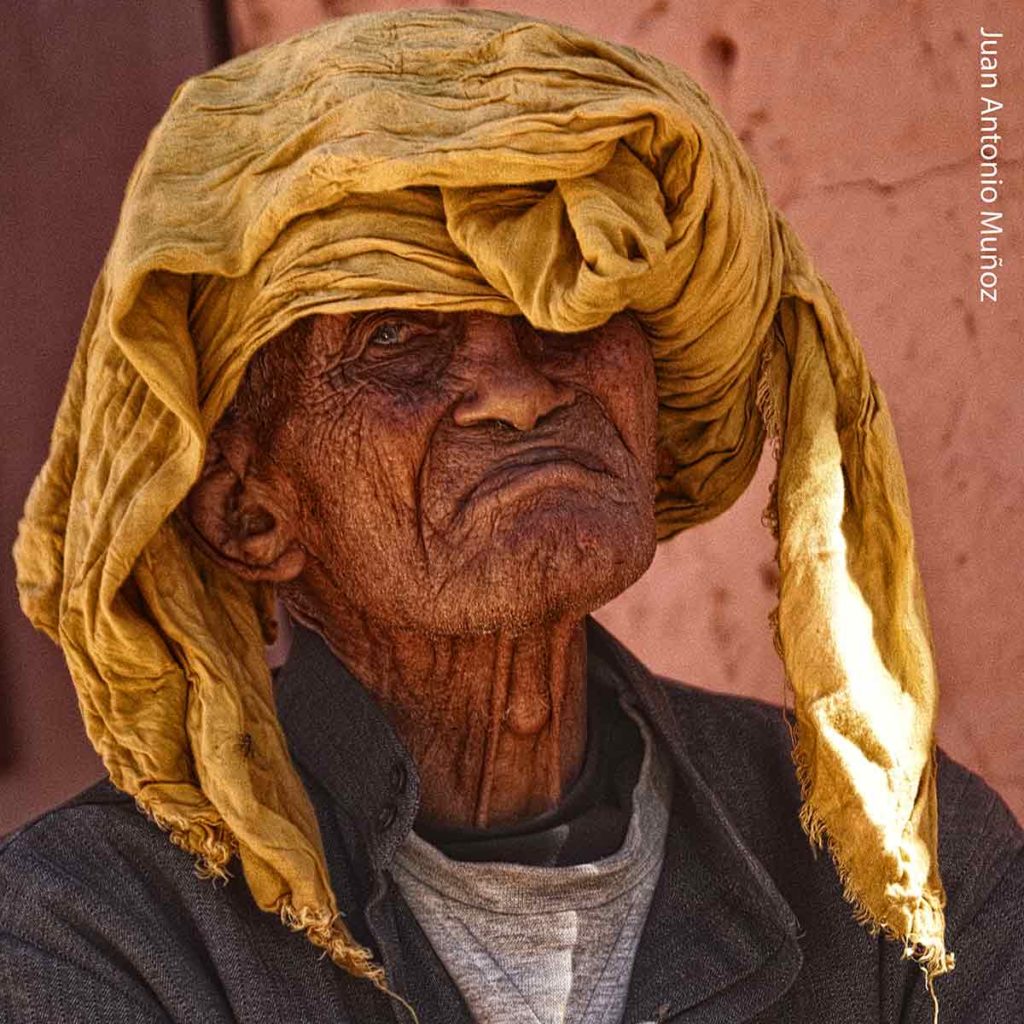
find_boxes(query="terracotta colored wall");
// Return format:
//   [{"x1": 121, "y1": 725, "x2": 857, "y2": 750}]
[
  {"x1": 227, "y1": 0, "x2": 1023, "y2": 814},
  {"x1": 1, "y1": 1, "x2": 1019, "y2": 834}
]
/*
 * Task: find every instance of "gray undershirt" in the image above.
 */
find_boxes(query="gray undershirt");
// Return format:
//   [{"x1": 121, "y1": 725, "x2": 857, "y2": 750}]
[{"x1": 391, "y1": 700, "x2": 673, "y2": 1024}]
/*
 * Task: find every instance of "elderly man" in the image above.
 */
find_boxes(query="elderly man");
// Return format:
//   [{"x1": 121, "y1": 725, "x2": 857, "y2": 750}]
[{"x1": 1, "y1": 10, "x2": 1021, "y2": 1024}]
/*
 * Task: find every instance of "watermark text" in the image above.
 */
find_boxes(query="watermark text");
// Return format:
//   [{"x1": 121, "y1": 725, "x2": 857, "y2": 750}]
[{"x1": 978, "y1": 27, "x2": 1005, "y2": 303}]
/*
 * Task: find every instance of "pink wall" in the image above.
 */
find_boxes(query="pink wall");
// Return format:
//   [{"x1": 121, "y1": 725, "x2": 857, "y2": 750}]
[
  {"x1": 228, "y1": 0, "x2": 1023, "y2": 819},
  {"x1": 2, "y1": 1, "x2": 1019, "y2": 833}
]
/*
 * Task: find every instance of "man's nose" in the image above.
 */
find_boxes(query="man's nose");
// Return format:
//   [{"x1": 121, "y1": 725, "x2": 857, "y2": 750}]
[{"x1": 452, "y1": 316, "x2": 575, "y2": 431}]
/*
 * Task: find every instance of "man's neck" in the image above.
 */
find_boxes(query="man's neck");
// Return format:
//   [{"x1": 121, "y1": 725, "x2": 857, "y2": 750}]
[{"x1": 287, "y1": 602, "x2": 589, "y2": 830}]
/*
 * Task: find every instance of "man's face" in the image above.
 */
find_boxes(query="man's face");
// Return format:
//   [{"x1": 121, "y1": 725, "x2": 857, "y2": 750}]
[{"x1": 245, "y1": 310, "x2": 658, "y2": 634}]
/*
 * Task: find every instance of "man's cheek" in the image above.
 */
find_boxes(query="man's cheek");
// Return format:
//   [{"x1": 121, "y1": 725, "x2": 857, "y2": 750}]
[
  {"x1": 325, "y1": 402, "x2": 439, "y2": 533},
  {"x1": 612, "y1": 343, "x2": 658, "y2": 468},
  {"x1": 584, "y1": 357, "x2": 657, "y2": 469}
]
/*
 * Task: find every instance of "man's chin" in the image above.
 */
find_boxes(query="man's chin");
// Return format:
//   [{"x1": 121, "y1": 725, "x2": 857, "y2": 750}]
[{"x1": 415, "y1": 519, "x2": 657, "y2": 636}]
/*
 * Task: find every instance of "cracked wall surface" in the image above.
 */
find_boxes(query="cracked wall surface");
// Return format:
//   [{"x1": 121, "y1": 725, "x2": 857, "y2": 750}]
[
  {"x1": 1, "y1": 1, "x2": 1019, "y2": 834},
  {"x1": 227, "y1": 0, "x2": 1023, "y2": 820}
]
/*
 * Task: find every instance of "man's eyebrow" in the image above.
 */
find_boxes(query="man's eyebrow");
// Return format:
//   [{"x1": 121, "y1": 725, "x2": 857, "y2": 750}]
[{"x1": 348, "y1": 309, "x2": 447, "y2": 330}]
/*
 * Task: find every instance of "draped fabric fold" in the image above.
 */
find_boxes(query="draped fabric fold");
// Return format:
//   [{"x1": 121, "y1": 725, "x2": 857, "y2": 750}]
[{"x1": 13, "y1": 8, "x2": 952, "y2": 993}]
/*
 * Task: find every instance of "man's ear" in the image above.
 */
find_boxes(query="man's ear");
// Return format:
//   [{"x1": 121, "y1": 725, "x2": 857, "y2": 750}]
[{"x1": 184, "y1": 428, "x2": 306, "y2": 583}]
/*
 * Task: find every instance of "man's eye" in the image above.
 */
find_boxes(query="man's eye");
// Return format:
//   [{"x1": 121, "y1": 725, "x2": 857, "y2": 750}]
[
  {"x1": 368, "y1": 319, "x2": 432, "y2": 348},
  {"x1": 366, "y1": 319, "x2": 401, "y2": 348},
  {"x1": 354, "y1": 313, "x2": 449, "y2": 355}
]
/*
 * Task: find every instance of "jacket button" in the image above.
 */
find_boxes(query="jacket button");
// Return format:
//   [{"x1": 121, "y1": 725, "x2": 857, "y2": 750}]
[
  {"x1": 390, "y1": 761, "x2": 408, "y2": 794},
  {"x1": 376, "y1": 803, "x2": 398, "y2": 833}
]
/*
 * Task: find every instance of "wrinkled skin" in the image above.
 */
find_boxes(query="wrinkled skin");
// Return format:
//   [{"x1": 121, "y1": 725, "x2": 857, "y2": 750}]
[{"x1": 186, "y1": 310, "x2": 658, "y2": 827}]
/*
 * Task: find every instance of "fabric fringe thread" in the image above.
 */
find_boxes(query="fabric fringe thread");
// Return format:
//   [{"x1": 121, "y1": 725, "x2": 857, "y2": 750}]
[
  {"x1": 754, "y1": 327, "x2": 790, "y2": 726},
  {"x1": 754, "y1": 326, "x2": 784, "y2": 467},
  {"x1": 754, "y1": 324, "x2": 784, "y2": 564},
  {"x1": 278, "y1": 903, "x2": 381, "y2": 981},
  {"x1": 790, "y1": 740, "x2": 953, "y2": 1024},
  {"x1": 142, "y1": 794, "x2": 422, "y2": 1020},
  {"x1": 279, "y1": 905, "x2": 421, "y2": 1023},
  {"x1": 136, "y1": 798, "x2": 237, "y2": 883}
]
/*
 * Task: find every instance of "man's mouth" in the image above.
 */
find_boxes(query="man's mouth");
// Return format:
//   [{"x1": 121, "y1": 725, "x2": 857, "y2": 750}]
[{"x1": 457, "y1": 445, "x2": 615, "y2": 511}]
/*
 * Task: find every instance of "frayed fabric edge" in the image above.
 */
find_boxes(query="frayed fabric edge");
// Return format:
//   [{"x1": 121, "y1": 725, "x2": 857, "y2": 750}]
[
  {"x1": 789, "y1": 731, "x2": 955, "y2": 1024},
  {"x1": 789, "y1": 738, "x2": 955, "y2": 973},
  {"x1": 278, "y1": 904, "x2": 421, "y2": 1024},
  {"x1": 754, "y1": 325, "x2": 954, "y2": 1024},
  {"x1": 278, "y1": 903, "x2": 382, "y2": 982},
  {"x1": 136, "y1": 797, "x2": 237, "y2": 882},
  {"x1": 138, "y1": 797, "x2": 422, "y2": 1021}
]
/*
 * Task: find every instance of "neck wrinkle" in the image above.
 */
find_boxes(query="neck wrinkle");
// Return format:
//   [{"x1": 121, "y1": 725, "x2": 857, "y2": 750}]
[
  {"x1": 475, "y1": 631, "x2": 514, "y2": 827},
  {"x1": 286, "y1": 595, "x2": 589, "y2": 830}
]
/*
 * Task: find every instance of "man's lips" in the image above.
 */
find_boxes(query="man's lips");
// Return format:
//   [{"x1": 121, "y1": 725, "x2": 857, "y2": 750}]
[{"x1": 457, "y1": 445, "x2": 615, "y2": 510}]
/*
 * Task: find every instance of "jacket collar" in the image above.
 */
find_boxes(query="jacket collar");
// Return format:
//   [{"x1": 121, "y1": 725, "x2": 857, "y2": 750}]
[
  {"x1": 274, "y1": 620, "x2": 422, "y2": 868},
  {"x1": 275, "y1": 618, "x2": 802, "y2": 1022}
]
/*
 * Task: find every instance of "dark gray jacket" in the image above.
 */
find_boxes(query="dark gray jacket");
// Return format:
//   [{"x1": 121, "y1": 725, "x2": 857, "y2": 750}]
[{"x1": 1, "y1": 620, "x2": 1021, "y2": 1023}]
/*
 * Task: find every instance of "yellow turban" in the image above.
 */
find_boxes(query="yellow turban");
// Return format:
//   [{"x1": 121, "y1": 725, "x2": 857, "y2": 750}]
[{"x1": 13, "y1": 7, "x2": 953, "y2": 994}]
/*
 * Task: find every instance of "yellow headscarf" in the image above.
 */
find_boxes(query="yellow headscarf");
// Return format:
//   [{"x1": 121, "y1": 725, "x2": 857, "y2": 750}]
[{"x1": 13, "y1": 7, "x2": 953, "y2": 994}]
